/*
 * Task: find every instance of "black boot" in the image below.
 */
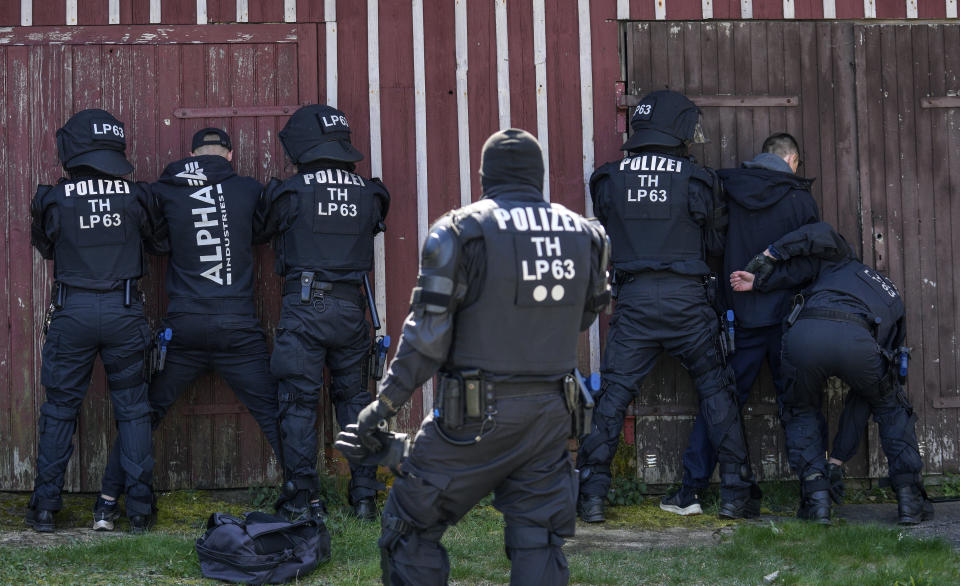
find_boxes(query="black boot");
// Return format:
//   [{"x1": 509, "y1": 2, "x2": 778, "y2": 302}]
[
  {"x1": 718, "y1": 484, "x2": 762, "y2": 519},
  {"x1": 25, "y1": 508, "x2": 55, "y2": 533},
  {"x1": 353, "y1": 497, "x2": 378, "y2": 521},
  {"x1": 578, "y1": 495, "x2": 606, "y2": 523},
  {"x1": 797, "y1": 475, "x2": 831, "y2": 525},
  {"x1": 827, "y1": 463, "x2": 845, "y2": 504},
  {"x1": 896, "y1": 484, "x2": 934, "y2": 525}
]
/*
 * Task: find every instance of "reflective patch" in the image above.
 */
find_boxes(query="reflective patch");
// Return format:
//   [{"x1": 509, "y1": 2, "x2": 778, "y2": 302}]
[
  {"x1": 513, "y1": 233, "x2": 584, "y2": 307},
  {"x1": 312, "y1": 185, "x2": 361, "y2": 235},
  {"x1": 856, "y1": 267, "x2": 900, "y2": 305},
  {"x1": 623, "y1": 172, "x2": 677, "y2": 220}
]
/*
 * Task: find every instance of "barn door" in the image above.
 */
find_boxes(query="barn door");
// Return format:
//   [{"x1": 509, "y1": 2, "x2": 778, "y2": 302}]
[
  {"x1": 0, "y1": 24, "x2": 320, "y2": 491},
  {"x1": 619, "y1": 20, "x2": 861, "y2": 483},
  {"x1": 854, "y1": 23, "x2": 960, "y2": 480}
]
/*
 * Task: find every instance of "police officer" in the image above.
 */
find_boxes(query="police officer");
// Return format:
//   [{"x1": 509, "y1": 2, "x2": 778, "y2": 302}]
[
  {"x1": 730, "y1": 221, "x2": 934, "y2": 524},
  {"x1": 95, "y1": 128, "x2": 282, "y2": 530},
  {"x1": 27, "y1": 109, "x2": 162, "y2": 533},
  {"x1": 668, "y1": 133, "x2": 820, "y2": 514},
  {"x1": 262, "y1": 105, "x2": 390, "y2": 521},
  {"x1": 345, "y1": 129, "x2": 609, "y2": 585},
  {"x1": 577, "y1": 90, "x2": 758, "y2": 522}
]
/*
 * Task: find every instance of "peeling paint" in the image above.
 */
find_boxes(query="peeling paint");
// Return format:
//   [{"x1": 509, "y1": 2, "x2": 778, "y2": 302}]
[{"x1": 922, "y1": 278, "x2": 937, "y2": 287}]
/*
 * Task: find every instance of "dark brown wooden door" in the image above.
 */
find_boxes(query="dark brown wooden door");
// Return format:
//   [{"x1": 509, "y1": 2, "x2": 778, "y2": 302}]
[
  {"x1": 621, "y1": 20, "x2": 863, "y2": 484},
  {"x1": 0, "y1": 24, "x2": 319, "y2": 491}
]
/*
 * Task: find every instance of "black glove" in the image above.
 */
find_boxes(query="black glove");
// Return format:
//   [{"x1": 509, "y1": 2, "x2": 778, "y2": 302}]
[
  {"x1": 356, "y1": 399, "x2": 396, "y2": 453},
  {"x1": 335, "y1": 424, "x2": 410, "y2": 475},
  {"x1": 743, "y1": 253, "x2": 775, "y2": 285}
]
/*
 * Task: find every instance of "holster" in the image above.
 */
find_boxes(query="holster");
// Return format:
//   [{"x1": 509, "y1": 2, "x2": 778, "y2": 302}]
[{"x1": 565, "y1": 370, "x2": 595, "y2": 440}]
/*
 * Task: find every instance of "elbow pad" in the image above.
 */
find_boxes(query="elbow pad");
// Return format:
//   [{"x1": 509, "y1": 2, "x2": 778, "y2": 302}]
[{"x1": 409, "y1": 217, "x2": 461, "y2": 315}]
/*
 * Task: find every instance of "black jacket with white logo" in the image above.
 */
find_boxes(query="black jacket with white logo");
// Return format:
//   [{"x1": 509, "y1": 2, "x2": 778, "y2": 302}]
[{"x1": 153, "y1": 155, "x2": 264, "y2": 314}]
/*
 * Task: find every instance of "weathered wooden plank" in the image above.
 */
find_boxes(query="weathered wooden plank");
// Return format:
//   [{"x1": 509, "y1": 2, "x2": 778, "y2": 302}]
[
  {"x1": 877, "y1": 0, "x2": 908, "y2": 18},
  {"x1": 295, "y1": 0, "x2": 324, "y2": 23},
  {"x1": 467, "y1": 0, "x2": 496, "y2": 203},
  {"x1": 667, "y1": 0, "x2": 704, "y2": 19},
  {"x1": 816, "y1": 24, "x2": 839, "y2": 252},
  {"x1": 628, "y1": 0, "x2": 656, "y2": 20},
  {"x1": 0, "y1": 25, "x2": 299, "y2": 46},
  {"x1": 716, "y1": 22, "x2": 738, "y2": 169},
  {"x1": 699, "y1": 22, "x2": 721, "y2": 168},
  {"x1": 798, "y1": 23, "x2": 822, "y2": 211},
  {"x1": 507, "y1": 0, "x2": 537, "y2": 136},
  {"x1": 732, "y1": 22, "x2": 753, "y2": 171},
  {"x1": 749, "y1": 22, "x2": 770, "y2": 156},
  {"x1": 682, "y1": 22, "x2": 704, "y2": 164},
  {"x1": 832, "y1": 24, "x2": 860, "y2": 257},
  {"x1": 793, "y1": 0, "x2": 823, "y2": 18},
  {"x1": 423, "y1": 0, "x2": 460, "y2": 219},
  {"x1": 0, "y1": 48, "x2": 12, "y2": 488},
  {"x1": 765, "y1": 21, "x2": 786, "y2": 137},
  {"x1": 249, "y1": 0, "x2": 285, "y2": 24}
]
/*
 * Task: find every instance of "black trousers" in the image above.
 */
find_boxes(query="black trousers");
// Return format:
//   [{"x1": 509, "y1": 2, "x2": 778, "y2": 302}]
[
  {"x1": 780, "y1": 318, "x2": 922, "y2": 482},
  {"x1": 33, "y1": 290, "x2": 154, "y2": 516},
  {"x1": 577, "y1": 272, "x2": 753, "y2": 502},
  {"x1": 379, "y1": 389, "x2": 574, "y2": 586},
  {"x1": 100, "y1": 312, "x2": 280, "y2": 499},
  {"x1": 271, "y1": 292, "x2": 377, "y2": 504}
]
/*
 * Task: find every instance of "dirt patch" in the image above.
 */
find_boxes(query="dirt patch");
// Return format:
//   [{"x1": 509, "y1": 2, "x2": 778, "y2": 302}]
[
  {"x1": 0, "y1": 527, "x2": 125, "y2": 549},
  {"x1": 567, "y1": 523, "x2": 737, "y2": 554}
]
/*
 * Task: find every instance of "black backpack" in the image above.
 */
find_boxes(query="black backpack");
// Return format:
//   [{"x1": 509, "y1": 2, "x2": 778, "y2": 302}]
[{"x1": 195, "y1": 511, "x2": 331, "y2": 584}]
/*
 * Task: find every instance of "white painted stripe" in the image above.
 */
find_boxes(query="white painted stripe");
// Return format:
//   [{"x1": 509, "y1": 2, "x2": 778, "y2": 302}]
[
  {"x1": 284, "y1": 0, "x2": 296, "y2": 22},
  {"x1": 325, "y1": 0, "x2": 338, "y2": 107},
  {"x1": 864, "y1": 0, "x2": 877, "y2": 18},
  {"x1": 413, "y1": 0, "x2": 429, "y2": 252},
  {"x1": 617, "y1": 0, "x2": 629, "y2": 19},
  {"x1": 655, "y1": 0, "x2": 666, "y2": 19},
  {"x1": 109, "y1": 0, "x2": 120, "y2": 24},
  {"x1": 455, "y1": 1, "x2": 472, "y2": 206},
  {"x1": 196, "y1": 0, "x2": 207, "y2": 25},
  {"x1": 823, "y1": 0, "x2": 836, "y2": 18},
  {"x1": 948, "y1": 0, "x2": 958, "y2": 19},
  {"x1": 906, "y1": 0, "x2": 918, "y2": 18},
  {"x1": 495, "y1": 0, "x2": 511, "y2": 130},
  {"x1": 533, "y1": 0, "x2": 550, "y2": 201},
  {"x1": 66, "y1": 0, "x2": 77, "y2": 25},
  {"x1": 150, "y1": 0, "x2": 161, "y2": 23},
  {"x1": 367, "y1": 0, "x2": 387, "y2": 337},
  {"x1": 578, "y1": 0, "x2": 600, "y2": 372},
  {"x1": 740, "y1": 0, "x2": 753, "y2": 18},
  {"x1": 702, "y1": 0, "x2": 714, "y2": 19},
  {"x1": 237, "y1": 0, "x2": 249, "y2": 22},
  {"x1": 20, "y1": 0, "x2": 31, "y2": 26},
  {"x1": 783, "y1": 0, "x2": 795, "y2": 18}
]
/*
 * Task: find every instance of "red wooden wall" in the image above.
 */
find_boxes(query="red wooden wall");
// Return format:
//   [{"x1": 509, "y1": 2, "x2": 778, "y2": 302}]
[{"x1": 1, "y1": 2, "x2": 959, "y2": 491}]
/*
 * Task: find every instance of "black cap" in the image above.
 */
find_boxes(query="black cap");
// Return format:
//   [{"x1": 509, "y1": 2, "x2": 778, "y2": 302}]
[
  {"x1": 621, "y1": 90, "x2": 706, "y2": 152},
  {"x1": 191, "y1": 127, "x2": 232, "y2": 151},
  {"x1": 479, "y1": 129, "x2": 544, "y2": 193},
  {"x1": 56, "y1": 109, "x2": 134, "y2": 176},
  {"x1": 279, "y1": 105, "x2": 363, "y2": 164}
]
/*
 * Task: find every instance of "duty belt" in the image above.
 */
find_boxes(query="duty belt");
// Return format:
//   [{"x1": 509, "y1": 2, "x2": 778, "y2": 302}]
[
  {"x1": 796, "y1": 307, "x2": 879, "y2": 333},
  {"x1": 283, "y1": 277, "x2": 361, "y2": 303},
  {"x1": 481, "y1": 379, "x2": 564, "y2": 399},
  {"x1": 53, "y1": 280, "x2": 140, "y2": 308}
]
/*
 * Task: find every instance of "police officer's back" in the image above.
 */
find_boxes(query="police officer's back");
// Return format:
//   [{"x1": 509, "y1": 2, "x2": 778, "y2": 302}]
[
  {"x1": 27, "y1": 109, "x2": 160, "y2": 533},
  {"x1": 577, "y1": 90, "x2": 758, "y2": 522},
  {"x1": 348, "y1": 129, "x2": 610, "y2": 586},
  {"x1": 262, "y1": 105, "x2": 389, "y2": 521},
  {"x1": 96, "y1": 129, "x2": 283, "y2": 527},
  {"x1": 731, "y1": 222, "x2": 933, "y2": 524}
]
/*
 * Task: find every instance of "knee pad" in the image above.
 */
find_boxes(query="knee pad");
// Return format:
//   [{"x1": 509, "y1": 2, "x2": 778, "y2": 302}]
[
  {"x1": 111, "y1": 389, "x2": 152, "y2": 422},
  {"x1": 503, "y1": 525, "x2": 566, "y2": 559},
  {"x1": 120, "y1": 449, "x2": 155, "y2": 484}
]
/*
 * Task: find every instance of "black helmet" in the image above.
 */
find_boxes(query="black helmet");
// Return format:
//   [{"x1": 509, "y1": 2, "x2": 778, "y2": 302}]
[
  {"x1": 56, "y1": 109, "x2": 134, "y2": 176},
  {"x1": 279, "y1": 105, "x2": 363, "y2": 164},
  {"x1": 621, "y1": 90, "x2": 706, "y2": 152}
]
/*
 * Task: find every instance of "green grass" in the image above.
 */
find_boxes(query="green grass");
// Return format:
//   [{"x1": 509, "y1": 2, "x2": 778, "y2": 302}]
[{"x1": 1, "y1": 490, "x2": 957, "y2": 585}]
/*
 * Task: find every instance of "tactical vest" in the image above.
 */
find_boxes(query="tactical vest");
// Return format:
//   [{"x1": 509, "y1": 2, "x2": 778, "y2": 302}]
[
  {"x1": 807, "y1": 260, "x2": 905, "y2": 349},
  {"x1": 446, "y1": 198, "x2": 592, "y2": 375},
  {"x1": 274, "y1": 169, "x2": 384, "y2": 276},
  {"x1": 157, "y1": 175, "x2": 261, "y2": 314},
  {"x1": 596, "y1": 153, "x2": 712, "y2": 272},
  {"x1": 48, "y1": 178, "x2": 145, "y2": 287}
]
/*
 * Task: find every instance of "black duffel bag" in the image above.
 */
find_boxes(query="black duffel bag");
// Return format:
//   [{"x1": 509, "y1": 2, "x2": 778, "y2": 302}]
[{"x1": 195, "y1": 511, "x2": 331, "y2": 584}]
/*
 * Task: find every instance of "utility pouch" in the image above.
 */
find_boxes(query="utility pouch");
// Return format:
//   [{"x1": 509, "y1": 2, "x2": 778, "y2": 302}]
[
  {"x1": 299, "y1": 271, "x2": 315, "y2": 303},
  {"x1": 42, "y1": 303, "x2": 56, "y2": 336},
  {"x1": 462, "y1": 369, "x2": 485, "y2": 419},
  {"x1": 437, "y1": 372, "x2": 464, "y2": 430}
]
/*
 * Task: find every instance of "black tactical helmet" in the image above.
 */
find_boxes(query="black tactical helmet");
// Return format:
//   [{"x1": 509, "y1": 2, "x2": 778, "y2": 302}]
[
  {"x1": 279, "y1": 104, "x2": 363, "y2": 164},
  {"x1": 621, "y1": 90, "x2": 706, "y2": 152},
  {"x1": 56, "y1": 108, "x2": 134, "y2": 176}
]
